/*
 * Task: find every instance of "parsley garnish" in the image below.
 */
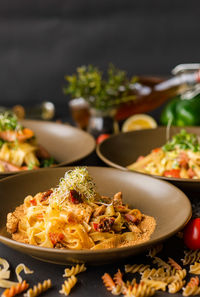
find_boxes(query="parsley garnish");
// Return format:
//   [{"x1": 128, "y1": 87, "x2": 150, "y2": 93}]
[
  {"x1": 0, "y1": 112, "x2": 22, "y2": 132},
  {"x1": 163, "y1": 129, "x2": 200, "y2": 152}
]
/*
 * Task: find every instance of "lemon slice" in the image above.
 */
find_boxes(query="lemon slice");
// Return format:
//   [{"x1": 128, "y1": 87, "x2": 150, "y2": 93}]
[{"x1": 122, "y1": 114, "x2": 157, "y2": 132}]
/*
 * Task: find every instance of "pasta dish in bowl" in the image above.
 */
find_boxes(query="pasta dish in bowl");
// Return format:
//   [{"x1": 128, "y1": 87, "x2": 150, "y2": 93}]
[
  {"x1": 0, "y1": 112, "x2": 54, "y2": 172},
  {"x1": 128, "y1": 130, "x2": 200, "y2": 179},
  {"x1": 0, "y1": 166, "x2": 191, "y2": 264},
  {"x1": 7, "y1": 167, "x2": 156, "y2": 250}
]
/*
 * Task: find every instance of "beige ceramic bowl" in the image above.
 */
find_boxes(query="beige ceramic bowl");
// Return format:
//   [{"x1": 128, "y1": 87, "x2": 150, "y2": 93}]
[
  {"x1": 0, "y1": 120, "x2": 95, "y2": 178},
  {"x1": 97, "y1": 127, "x2": 200, "y2": 191},
  {"x1": 0, "y1": 167, "x2": 191, "y2": 265}
]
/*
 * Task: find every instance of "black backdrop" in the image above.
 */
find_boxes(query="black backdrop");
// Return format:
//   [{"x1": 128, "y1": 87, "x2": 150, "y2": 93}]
[{"x1": 0, "y1": 0, "x2": 199, "y2": 120}]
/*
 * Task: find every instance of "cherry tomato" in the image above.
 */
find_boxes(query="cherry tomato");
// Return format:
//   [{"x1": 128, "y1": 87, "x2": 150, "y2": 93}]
[
  {"x1": 152, "y1": 148, "x2": 161, "y2": 153},
  {"x1": 183, "y1": 218, "x2": 200, "y2": 250},
  {"x1": 163, "y1": 169, "x2": 180, "y2": 178},
  {"x1": 96, "y1": 134, "x2": 110, "y2": 144}
]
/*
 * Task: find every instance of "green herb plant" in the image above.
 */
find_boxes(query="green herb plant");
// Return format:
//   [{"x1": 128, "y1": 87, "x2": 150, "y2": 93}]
[{"x1": 63, "y1": 64, "x2": 136, "y2": 110}]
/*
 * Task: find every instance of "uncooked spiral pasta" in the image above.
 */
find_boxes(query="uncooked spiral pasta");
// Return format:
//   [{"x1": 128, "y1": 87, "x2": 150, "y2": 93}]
[
  {"x1": 168, "y1": 257, "x2": 182, "y2": 270},
  {"x1": 141, "y1": 268, "x2": 166, "y2": 279},
  {"x1": 1, "y1": 280, "x2": 29, "y2": 297},
  {"x1": 63, "y1": 264, "x2": 86, "y2": 277},
  {"x1": 189, "y1": 262, "x2": 200, "y2": 274},
  {"x1": 142, "y1": 279, "x2": 167, "y2": 291},
  {"x1": 102, "y1": 272, "x2": 122, "y2": 295},
  {"x1": 183, "y1": 277, "x2": 200, "y2": 296},
  {"x1": 182, "y1": 250, "x2": 200, "y2": 265},
  {"x1": 125, "y1": 282, "x2": 156, "y2": 297},
  {"x1": 59, "y1": 275, "x2": 77, "y2": 296},
  {"x1": 152, "y1": 257, "x2": 171, "y2": 269},
  {"x1": 175, "y1": 269, "x2": 187, "y2": 280},
  {"x1": 23, "y1": 279, "x2": 51, "y2": 297},
  {"x1": 183, "y1": 285, "x2": 200, "y2": 297},
  {"x1": 168, "y1": 279, "x2": 186, "y2": 293},
  {"x1": 125, "y1": 264, "x2": 150, "y2": 274}
]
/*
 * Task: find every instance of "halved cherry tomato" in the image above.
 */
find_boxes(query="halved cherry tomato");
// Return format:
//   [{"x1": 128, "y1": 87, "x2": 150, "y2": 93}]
[
  {"x1": 183, "y1": 218, "x2": 200, "y2": 250},
  {"x1": 96, "y1": 134, "x2": 110, "y2": 145},
  {"x1": 30, "y1": 198, "x2": 37, "y2": 206},
  {"x1": 152, "y1": 148, "x2": 161, "y2": 153},
  {"x1": 49, "y1": 232, "x2": 64, "y2": 245},
  {"x1": 163, "y1": 169, "x2": 180, "y2": 178}
]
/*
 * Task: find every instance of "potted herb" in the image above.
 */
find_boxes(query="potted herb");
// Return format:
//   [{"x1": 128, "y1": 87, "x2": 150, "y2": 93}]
[{"x1": 63, "y1": 64, "x2": 135, "y2": 136}]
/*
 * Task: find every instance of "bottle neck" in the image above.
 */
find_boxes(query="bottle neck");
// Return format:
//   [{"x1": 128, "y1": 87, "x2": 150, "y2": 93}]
[{"x1": 154, "y1": 70, "x2": 200, "y2": 92}]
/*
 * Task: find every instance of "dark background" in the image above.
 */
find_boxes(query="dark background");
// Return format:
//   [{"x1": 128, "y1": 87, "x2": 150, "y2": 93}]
[{"x1": 0, "y1": 0, "x2": 199, "y2": 120}]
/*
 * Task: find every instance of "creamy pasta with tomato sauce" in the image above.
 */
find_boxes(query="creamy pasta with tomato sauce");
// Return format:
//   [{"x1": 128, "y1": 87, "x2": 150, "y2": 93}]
[{"x1": 6, "y1": 168, "x2": 156, "y2": 250}]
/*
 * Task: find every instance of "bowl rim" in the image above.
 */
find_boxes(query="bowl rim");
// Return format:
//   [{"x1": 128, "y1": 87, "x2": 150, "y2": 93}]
[
  {"x1": 0, "y1": 166, "x2": 192, "y2": 255},
  {"x1": 0, "y1": 119, "x2": 95, "y2": 176},
  {"x1": 96, "y1": 127, "x2": 200, "y2": 183}
]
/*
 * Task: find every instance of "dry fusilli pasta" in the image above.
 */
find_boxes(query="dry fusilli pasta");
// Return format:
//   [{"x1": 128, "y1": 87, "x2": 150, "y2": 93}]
[
  {"x1": 189, "y1": 262, "x2": 200, "y2": 274},
  {"x1": 23, "y1": 279, "x2": 51, "y2": 297},
  {"x1": 142, "y1": 279, "x2": 167, "y2": 291},
  {"x1": 183, "y1": 285, "x2": 200, "y2": 296},
  {"x1": 125, "y1": 264, "x2": 150, "y2": 274},
  {"x1": 1, "y1": 280, "x2": 29, "y2": 297},
  {"x1": 63, "y1": 264, "x2": 86, "y2": 277},
  {"x1": 102, "y1": 273, "x2": 121, "y2": 295},
  {"x1": 168, "y1": 279, "x2": 186, "y2": 293},
  {"x1": 182, "y1": 250, "x2": 200, "y2": 266},
  {"x1": 168, "y1": 257, "x2": 182, "y2": 270},
  {"x1": 175, "y1": 269, "x2": 187, "y2": 280},
  {"x1": 141, "y1": 268, "x2": 166, "y2": 279},
  {"x1": 125, "y1": 282, "x2": 156, "y2": 297},
  {"x1": 183, "y1": 277, "x2": 200, "y2": 296},
  {"x1": 152, "y1": 257, "x2": 171, "y2": 269},
  {"x1": 59, "y1": 275, "x2": 77, "y2": 296}
]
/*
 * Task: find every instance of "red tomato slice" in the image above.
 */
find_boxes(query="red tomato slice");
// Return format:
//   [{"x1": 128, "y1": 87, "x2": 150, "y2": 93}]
[
  {"x1": 30, "y1": 198, "x2": 37, "y2": 206},
  {"x1": 152, "y1": 148, "x2": 161, "y2": 153},
  {"x1": 183, "y1": 218, "x2": 200, "y2": 250},
  {"x1": 163, "y1": 169, "x2": 180, "y2": 178},
  {"x1": 96, "y1": 134, "x2": 110, "y2": 145}
]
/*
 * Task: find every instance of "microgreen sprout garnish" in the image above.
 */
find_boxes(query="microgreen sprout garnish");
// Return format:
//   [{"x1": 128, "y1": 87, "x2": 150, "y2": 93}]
[
  {"x1": 50, "y1": 167, "x2": 99, "y2": 205},
  {"x1": 162, "y1": 129, "x2": 200, "y2": 152},
  {"x1": 0, "y1": 111, "x2": 22, "y2": 132}
]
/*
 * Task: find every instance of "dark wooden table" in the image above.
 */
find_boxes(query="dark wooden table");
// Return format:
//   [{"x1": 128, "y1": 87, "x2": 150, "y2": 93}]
[{"x1": 0, "y1": 151, "x2": 198, "y2": 297}]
